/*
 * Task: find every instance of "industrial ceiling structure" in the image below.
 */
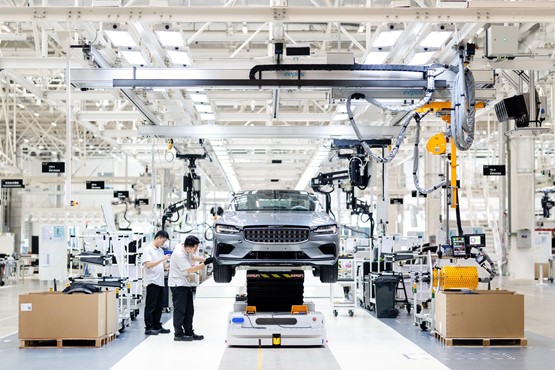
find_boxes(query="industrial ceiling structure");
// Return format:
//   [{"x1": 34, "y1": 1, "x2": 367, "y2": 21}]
[{"x1": 1, "y1": 0, "x2": 555, "y2": 198}]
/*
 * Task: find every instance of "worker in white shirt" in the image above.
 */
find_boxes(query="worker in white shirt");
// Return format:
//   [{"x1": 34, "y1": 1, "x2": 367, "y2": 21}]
[
  {"x1": 168, "y1": 235, "x2": 213, "y2": 341},
  {"x1": 143, "y1": 230, "x2": 171, "y2": 335}
]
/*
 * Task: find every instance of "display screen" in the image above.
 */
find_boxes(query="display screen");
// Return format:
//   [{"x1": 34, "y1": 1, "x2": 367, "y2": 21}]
[
  {"x1": 465, "y1": 233, "x2": 486, "y2": 248},
  {"x1": 451, "y1": 236, "x2": 467, "y2": 257}
]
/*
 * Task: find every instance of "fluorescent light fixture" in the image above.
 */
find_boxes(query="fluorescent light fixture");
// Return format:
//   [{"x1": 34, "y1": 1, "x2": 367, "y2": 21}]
[
  {"x1": 1, "y1": 25, "x2": 11, "y2": 33},
  {"x1": 167, "y1": 49, "x2": 192, "y2": 65},
  {"x1": 195, "y1": 104, "x2": 213, "y2": 113},
  {"x1": 17, "y1": 103, "x2": 24, "y2": 109},
  {"x1": 155, "y1": 30, "x2": 185, "y2": 47},
  {"x1": 419, "y1": 31, "x2": 453, "y2": 48},
  {"x1": 295, "y1": 143, "x2": 329, "y2": 190},
  {"x1": 51, "y1": 122, "x2": 57, "y2": 126},
  {"x1": 357, "y1": 24, "x2": 365, "y2": 33},
  {"x1": 373, "y1": 30, "x2": 402, "y2": 48},
  {"x1": 211, "y1": 140, "x2": 241, "y2": 192},
  {"x1": 200, "y1": 113, "x2": 215, "y2": 120},
  {"x1": 190, "y1": 93, "x2": 209, "y2": 103},
  {"x1": 23, "y1": 138, "x2": 29, "y2": 143},
  {"x1": 33, "y1": 113, "x2": 39, "y2": 117},
  {"x1": 105, "y1": 30, "x2": 137, "y2": 48},
  {"x1": 242, "y1": 22, "x2": 248, "y2": 34},
  {"x1": 365, "y1": 51, "x2": 389, "y2": 64},
  {"x1": 121, "y1": 50, "x2": 148, "y2": 65},
  {"x1": 408, "y1": 51, "x2": 435, "y2": 65}
]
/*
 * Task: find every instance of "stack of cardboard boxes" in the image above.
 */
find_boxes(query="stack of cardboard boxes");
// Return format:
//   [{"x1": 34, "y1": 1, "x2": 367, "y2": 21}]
[
  {"x1": 19, "y1": 290, "x2": 117, "y2": 342},
  {"x1": 434, "y1": 290, "x2": 524, "y2": 339}
]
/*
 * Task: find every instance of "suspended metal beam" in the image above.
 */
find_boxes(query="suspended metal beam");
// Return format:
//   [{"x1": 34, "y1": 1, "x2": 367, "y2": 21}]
[
  {"x1": 70, "y1": 67, "x2": 442, "y2": 90},
  {"x1": 3, "y1": 4, "x2": 555, "y2": 23},
  {"x1": 138, "y1": 124, "x2": 401, "y2": 139}
]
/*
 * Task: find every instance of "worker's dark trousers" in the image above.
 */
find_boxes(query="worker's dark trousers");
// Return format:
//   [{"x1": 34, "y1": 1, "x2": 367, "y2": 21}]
[
  {"x1": 171, "y1": 286, "x2": 195, "y2": 337},
  {"x1": 144, "y1": 284, "x2": 164, "y2": 331}
]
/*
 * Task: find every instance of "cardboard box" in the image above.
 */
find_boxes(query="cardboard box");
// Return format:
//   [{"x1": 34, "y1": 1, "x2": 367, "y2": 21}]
[
  {"x1": 434, "y1": 290, "x2": 524, "y2": 339},
  {"x1": 534, "y1": 263, "x2": 550, "y2": 280},
  {"x1": 19, "y1": 291, "x2": 107, "y2": 339},
  {"x1": 105, "y1": 290, "x2": 118, "y2": 335}
]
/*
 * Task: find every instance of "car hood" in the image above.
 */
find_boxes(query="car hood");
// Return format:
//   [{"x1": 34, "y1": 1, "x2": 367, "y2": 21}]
[{"x1": 217, "y1": 211, "x2": 335, "y2": 228}]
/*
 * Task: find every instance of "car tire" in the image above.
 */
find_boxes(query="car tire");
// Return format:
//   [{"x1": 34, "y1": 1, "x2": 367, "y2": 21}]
[
  {"x1": 213, "y1": 262, "x2": 233, "y2": 283},
  {"x1": 319, "y1": 262, "x2": 338, "y2": 283}
]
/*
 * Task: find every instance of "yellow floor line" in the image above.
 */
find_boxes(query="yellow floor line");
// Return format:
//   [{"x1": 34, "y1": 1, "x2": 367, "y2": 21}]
[{"x1": 257, "y1": 347, "x2": 263, "y2": 370}]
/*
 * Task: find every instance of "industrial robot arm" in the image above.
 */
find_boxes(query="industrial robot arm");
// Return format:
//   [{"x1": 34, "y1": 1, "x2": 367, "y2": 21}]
[{"x1": 162, "y1": 200, "x2": 187, "y2": 230}]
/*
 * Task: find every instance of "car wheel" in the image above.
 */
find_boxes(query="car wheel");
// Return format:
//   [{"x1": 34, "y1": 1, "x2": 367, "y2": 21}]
[
  {"x1": 319, "y1": 262, "x2": 338, "y2": 283},
  {"x1": 213, "y1": 262, "x2": 233, "y2": 283}
]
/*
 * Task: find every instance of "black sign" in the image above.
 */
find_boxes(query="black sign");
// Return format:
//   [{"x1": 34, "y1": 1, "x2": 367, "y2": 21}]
[
  {"x1": 483, "y1": 165, "x2": 506, "y2": 176},
  {"x1": 113, "y1": 190, "x2": 130, "y2": 199},
  {"x1": 86, "y1": 181, "x2": 105, "y2": 190},
  {"x1": 1, "y1": 179, "x2": 25, "y2": 188},
  {"x1": 42, "y1": 162, "x2": 65, "y2": 173},
  {"x1": 390, "y1": 198, "x2": 404, "y2": 205},
  {"x1": 411, "y1": 190, "x2": 427, "y2": 198},
  {"x1": 135, "y1": 198, "x2": 149, "y2": 206}
]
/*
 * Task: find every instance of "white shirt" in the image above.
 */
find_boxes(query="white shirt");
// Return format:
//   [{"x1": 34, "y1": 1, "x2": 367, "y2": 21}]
[
  {"x1": 143, "y1": 243, "x2": 165, "y2": 287},
  {"x1": 168, "y1": 245, "x2": 194, "y2": 287}
]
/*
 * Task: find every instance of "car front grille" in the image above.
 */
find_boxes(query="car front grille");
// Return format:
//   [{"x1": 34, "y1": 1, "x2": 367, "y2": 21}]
[{"x1": 244, "y1": 227, "x2": 309, "y2": 244}]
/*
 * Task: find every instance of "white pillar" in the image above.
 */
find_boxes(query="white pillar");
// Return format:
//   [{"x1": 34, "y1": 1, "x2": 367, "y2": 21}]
[{"x1": 507, "y1": 137, "x2": 535, "y2": 279}]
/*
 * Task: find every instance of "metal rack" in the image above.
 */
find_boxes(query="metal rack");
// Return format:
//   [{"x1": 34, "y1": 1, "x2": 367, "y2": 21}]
[
  {"x1": 331, "y1": 256, "x2": 357, "y2": 317},
  {"x1": 68, "y1": 230, "x2": 146, "y2": 333}
]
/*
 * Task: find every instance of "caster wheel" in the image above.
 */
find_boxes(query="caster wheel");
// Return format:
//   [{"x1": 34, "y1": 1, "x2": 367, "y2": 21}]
[
  {"x1": 420, "y1": 322, "x2": 428, "y2": 331},
  {"x1": 348, "y1": 310, "x2": 354, "y2": 317},
  {"x1": 333, "y1": 310, "x2": 338, "y2": 317},
  {"x1": 0, "y1": 281, "x2": 4, "y2": 287}
]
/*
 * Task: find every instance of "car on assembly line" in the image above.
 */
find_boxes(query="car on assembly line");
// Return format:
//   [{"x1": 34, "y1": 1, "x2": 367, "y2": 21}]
[{"x1": 211, "y1": 190, "x2": 339, "y2": 283}]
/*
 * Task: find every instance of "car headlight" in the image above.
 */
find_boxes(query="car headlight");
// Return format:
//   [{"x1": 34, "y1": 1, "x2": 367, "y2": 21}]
[
  {"x1": 314, "y1": 225, "x2": 337, "y2": 234},
  {"x1": 215, "y1": 224, "x2": 240, "y2": 234}
]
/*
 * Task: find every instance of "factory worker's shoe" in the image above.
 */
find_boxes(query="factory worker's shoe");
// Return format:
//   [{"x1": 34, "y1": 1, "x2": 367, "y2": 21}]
[
  {"x1": 174, "y1": 335, "x2": 193, "y2": 341},
  {"x1": 157, "y1": 327, "x2": 171, "y2": 334},
  {"x1": 190, "y1": 333, "x2": 204, "y2": 341},
  {"x1": 145, "y1": 329, "x2": 160, "y2": 335}
]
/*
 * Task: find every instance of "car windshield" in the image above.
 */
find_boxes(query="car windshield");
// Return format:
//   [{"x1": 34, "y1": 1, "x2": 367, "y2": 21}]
[{"x1": 230, "y1": 190, "x2": 321, "y2": 212}]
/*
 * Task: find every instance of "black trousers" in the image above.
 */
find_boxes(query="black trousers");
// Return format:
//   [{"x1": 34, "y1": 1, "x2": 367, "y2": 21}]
[
  {"x1": 144, "y1": 283, "x2": 164, "y2": 330},
  {"x1": 171, "y1": 286, "x2": 195, "y2": 337}
]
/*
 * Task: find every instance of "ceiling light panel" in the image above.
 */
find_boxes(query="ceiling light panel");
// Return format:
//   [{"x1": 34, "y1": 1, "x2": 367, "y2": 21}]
[
  {"x1": 167, "y1": 49, "x2": 192, "y2": 65},
  {"x1": 155, "y1": 30, "x2": 185, "y2": 47},
  {"x1": 195, "y1": 104, "x2": 213, "y2": 113},
  {"x1": 105, "y1": 30, "x2": 137, "y2": 48},
  {"x1": 121, "y1": 50, "x2": 148, "y2": 65},
  {"x1": 408, "y1": 51, "x2": 435, "y2": 65},
  {"x1": 373, "y1": 30, "x2": 403, "y2": 48},
  {"x1": 419, "y1": 31, "x2": 453, "y2": 48},
  {"x1": 190, "y1": 93, "x2": 209, "y2": 103}
]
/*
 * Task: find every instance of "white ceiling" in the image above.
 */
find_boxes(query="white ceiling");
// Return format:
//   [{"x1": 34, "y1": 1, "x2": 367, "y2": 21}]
[{"x1": 0, "y1": 0, "x2": 554, "y2": 195}]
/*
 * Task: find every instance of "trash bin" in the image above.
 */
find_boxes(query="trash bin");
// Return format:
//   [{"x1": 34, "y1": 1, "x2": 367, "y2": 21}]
[{"x1": 373, "y1": 275, "x2": 400, "y2": 318}]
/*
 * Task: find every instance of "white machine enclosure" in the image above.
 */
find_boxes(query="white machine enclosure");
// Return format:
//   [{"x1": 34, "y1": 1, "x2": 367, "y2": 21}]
[{"x1": 226, "y1": 309, "x2": 326, "y2": 347}]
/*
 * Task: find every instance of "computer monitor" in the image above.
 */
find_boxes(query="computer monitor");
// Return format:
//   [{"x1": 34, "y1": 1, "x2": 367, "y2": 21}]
[
  {"x1": 450, "y1": 235, "x2": 467, "y2": 257},
  {"x1": 465, "y1": 234, "x2": 486, "y2": 249}
]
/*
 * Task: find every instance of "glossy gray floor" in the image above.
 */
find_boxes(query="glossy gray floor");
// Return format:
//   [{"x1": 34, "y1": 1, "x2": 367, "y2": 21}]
[{"x1": 0, "y1": 274, "x2": 554, "y2": 370}]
